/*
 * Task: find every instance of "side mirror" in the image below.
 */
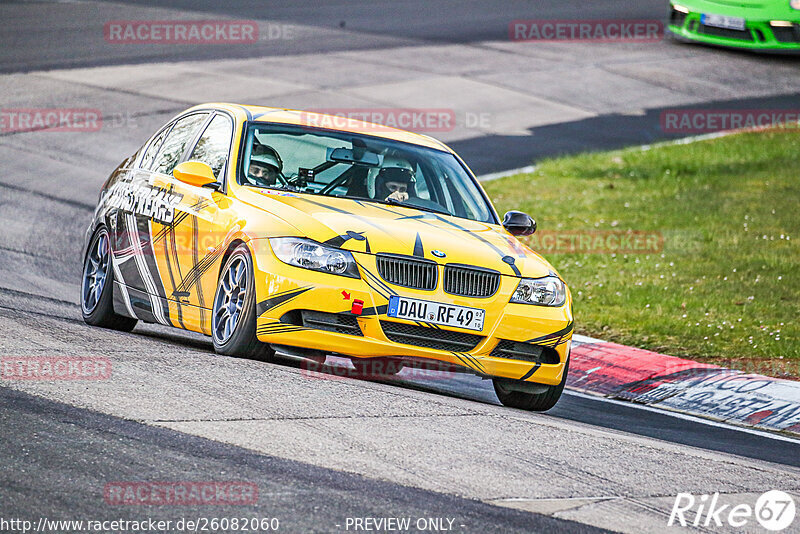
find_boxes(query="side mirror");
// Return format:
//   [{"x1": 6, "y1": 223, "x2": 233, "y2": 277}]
[
  {"x1": 502, "y1": 210, "x2": 536, "y2": 236},
  {"x1": 173, "y1": 161, "x2": 220, "y2": 189}
]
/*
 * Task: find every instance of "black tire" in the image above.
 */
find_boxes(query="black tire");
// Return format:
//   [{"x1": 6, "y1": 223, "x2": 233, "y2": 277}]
[
  {"x1": 493, "y1": 356, "x2": 570, "y2": 412},
  {"x1": 81, "y1": 226, "x2": 138, "y2": 332},
  {"x1": 211, "y1": 244, "x2": 274, "y2": 361},
  {"x1": 351, "y1": 358, "x2": 402, "y2": 377}
]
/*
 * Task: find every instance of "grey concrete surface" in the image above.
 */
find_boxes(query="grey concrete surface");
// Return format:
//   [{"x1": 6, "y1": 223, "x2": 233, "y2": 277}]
[
  {"x1": 1, "y1": 0, "x2": 671, "y2": 72},
  {"x1": 3, "y1": 1, "x2": 800, "y2": 173},
  {"x1": 2, "y1": 289, "x2": 800, "y2": 533},
  {"x1": 2, "y1": 1, "x2": 800, "y2": 532},
  {"x1": 0, "y1": 386, "x2": 599, "y2": 534}
]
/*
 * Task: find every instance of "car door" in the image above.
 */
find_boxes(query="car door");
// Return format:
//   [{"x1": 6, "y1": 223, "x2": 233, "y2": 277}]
[
  {"x1": 149, "y1": 112, "x2": 235, "y2": 335},
  {"x1": 109, "y1": 111, "x2": 210, "y2": 327}
]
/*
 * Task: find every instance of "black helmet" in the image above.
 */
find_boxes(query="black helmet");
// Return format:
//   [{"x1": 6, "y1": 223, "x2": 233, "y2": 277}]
[
  {"x1": 375, "y1": 158, "x2": 416, "y2": 199},
  {"x1": 251, "y1": 143, "x2": 283, "y2": 172}
]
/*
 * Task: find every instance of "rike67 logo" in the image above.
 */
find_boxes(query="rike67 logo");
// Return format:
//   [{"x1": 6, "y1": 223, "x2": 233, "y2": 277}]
[{"x1": 669, "y1": 490, "x2": 796, "y2": 531}]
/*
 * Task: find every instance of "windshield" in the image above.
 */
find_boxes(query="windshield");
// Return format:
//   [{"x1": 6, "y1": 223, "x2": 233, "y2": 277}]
[{"x1": 239, "y1": 123, "x2": 496, "y2": 223}]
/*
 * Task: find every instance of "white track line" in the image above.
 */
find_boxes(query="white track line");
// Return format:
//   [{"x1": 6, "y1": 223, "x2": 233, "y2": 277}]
[
  {"x1": 565, "y1": 390, "x2": 800, "y2": 445},
  {"x1": 478, "y1": 133, "x2": 798, "y2": 443},
  {"x1": 477, "y1": 130, "x2": 743, "y2": 182},
  {"x1": 478, "y1": 165, "x2": 537, "y2": 182}
]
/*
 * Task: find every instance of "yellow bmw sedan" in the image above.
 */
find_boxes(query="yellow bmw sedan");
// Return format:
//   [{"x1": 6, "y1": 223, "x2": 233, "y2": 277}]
[{"x1": 81, "y1": 103, "x2": 573, "y2": 411}]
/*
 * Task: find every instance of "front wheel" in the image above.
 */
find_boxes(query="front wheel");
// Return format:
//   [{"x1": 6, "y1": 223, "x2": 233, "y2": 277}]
[
  {"x1": 493, "y1": 357, "x2": 569, "y2": 412},
  {"x1": 81, "y1": 226, "x2": 137, "y2": 332},
  {"x1": 211, "y1": 244, "x2": 274, "y2": 361}
]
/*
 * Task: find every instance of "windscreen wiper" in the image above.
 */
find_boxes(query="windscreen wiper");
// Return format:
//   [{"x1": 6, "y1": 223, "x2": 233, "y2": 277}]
[
  {"x1": 382, "y1": 198, "x2": 448, "y2": 216},
  {"x1": 350, "y1": 196, "x2": 446, "y2": 216}
]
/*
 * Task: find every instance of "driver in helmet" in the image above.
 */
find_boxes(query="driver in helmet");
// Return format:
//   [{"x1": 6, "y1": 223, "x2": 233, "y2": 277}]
[
  {"x1": 245, "y1": 143, "x2": 283, "y2": 187},
  {"x1": 374, "y1": 157, "x2": 416, "y2": 203}
]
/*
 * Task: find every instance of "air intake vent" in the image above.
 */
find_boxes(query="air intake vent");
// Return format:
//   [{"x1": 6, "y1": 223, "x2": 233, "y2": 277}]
[
  {"x1": 490, "y1": 340, "x2": 560, "y2": 364},
  {"x1": 444, "y1": 264, "x2": 500, "y2": 298},
  {"x1": 376, "y1": 254, "x2": 437, "y2": 290},
  {"x1": 698, "y1": 23, "x2": 753, "y2": 41},
  {"x1": 300, "y1": 310, "x2": 363, "y2": 336},
  {"x1": 669, "y1": 7, "x2": 687, "y2": 28},
  {"x1": 773, "y1": 25, "x2": 800, "y2": 44},
  {"x1": 380, "y1": 321, "x2": 483, "y2": 352}
]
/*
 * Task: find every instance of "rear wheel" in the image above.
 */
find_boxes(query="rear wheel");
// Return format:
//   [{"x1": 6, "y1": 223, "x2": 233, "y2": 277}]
[
  {"x1": 212, "y1": 244, "x2": 274, "y2": 360},
  {"x1": 81, "y1": 226, "x2": 137, "y2": 332},
  {"x1": 493, "y1": 357, "x2": 569, "y2": 412}
]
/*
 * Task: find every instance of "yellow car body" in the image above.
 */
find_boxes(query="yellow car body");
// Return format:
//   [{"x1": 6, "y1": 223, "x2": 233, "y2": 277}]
[{"x1": 83, "y1": 103, "x2": 573, "y2": 398}]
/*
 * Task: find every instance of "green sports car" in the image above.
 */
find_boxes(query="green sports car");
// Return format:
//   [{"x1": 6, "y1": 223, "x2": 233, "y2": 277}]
[{"x1": 668, "y1": 0, "x2": 800, "y2": 51}]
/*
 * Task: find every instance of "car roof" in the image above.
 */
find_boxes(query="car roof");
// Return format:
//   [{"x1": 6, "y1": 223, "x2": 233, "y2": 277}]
[{"x1": 186, "y1": 103, "x2": 454, "y2": 153}]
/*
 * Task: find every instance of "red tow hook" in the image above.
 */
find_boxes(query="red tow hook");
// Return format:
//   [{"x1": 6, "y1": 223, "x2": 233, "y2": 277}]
[{"x1": 351, "y1": 299, "x2": 364, "y2": 315}]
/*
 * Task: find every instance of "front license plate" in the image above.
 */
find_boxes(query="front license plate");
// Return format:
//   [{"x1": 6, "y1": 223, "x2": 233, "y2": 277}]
[
  {"x1": 701, "y1": 13, "x2": 746, "y2": 31},
  {"x1": 387, "y1": 296, "x2": 485, "y2": 332}
]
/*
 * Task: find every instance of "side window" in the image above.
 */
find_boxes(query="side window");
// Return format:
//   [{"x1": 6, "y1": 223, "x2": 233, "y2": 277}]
[
  {"x1": 140, "y1": 124, "x2": 171, "y2": 170},
  {"x1": 152, "y1": 113, "x2": 209, "y2": 176},
  {"x1": 188, "y1": 114, "x2": 233, "y2": 179}
]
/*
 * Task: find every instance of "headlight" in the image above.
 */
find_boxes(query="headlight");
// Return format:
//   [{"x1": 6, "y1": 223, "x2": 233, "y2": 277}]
[
  {"x1": 269, "y1": 237, "x2": 360, "y2": 278},
  {"x1": 510, "y1": 276, "x2": 567, "y2": 307},
  {"x1": 791, "y1": 0, "x2": 800, "y2": 10}
]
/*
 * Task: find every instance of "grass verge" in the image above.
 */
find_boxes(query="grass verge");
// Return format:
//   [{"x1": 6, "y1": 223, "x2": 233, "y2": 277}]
[{"x1": 483, "y1": 129, "x2": 799, "y2": 378}]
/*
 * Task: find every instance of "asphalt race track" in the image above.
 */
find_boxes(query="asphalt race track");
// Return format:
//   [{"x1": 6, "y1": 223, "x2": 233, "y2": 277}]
[{"x1": 1, "y1": 1, "x2": 800, "y2": 532}]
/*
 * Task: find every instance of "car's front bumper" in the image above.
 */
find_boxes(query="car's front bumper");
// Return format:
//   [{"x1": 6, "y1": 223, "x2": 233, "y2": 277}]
[
  {"x1": 668, "y1": 3, "x2": 800, "y2": 50},
  {"x1": 250, "y1": 244, "x2": 572, "y2": 387}
]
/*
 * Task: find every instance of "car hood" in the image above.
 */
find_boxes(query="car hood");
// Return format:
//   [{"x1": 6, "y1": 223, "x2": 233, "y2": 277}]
[{"x1": 248, "y1": 190, "x2": 556, "y2": 279}]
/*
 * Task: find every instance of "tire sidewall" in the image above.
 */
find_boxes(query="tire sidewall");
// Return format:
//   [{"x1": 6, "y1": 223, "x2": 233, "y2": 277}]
[
  {"x1": 81, "y1": 226, "x2": 113, "y2": 321},
  {"x1": 494, "y1": 351, "x2": 570, "y2": 411},
  {"x1": 212, "y1": 245, "x2": 258, "y2": 355}
]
